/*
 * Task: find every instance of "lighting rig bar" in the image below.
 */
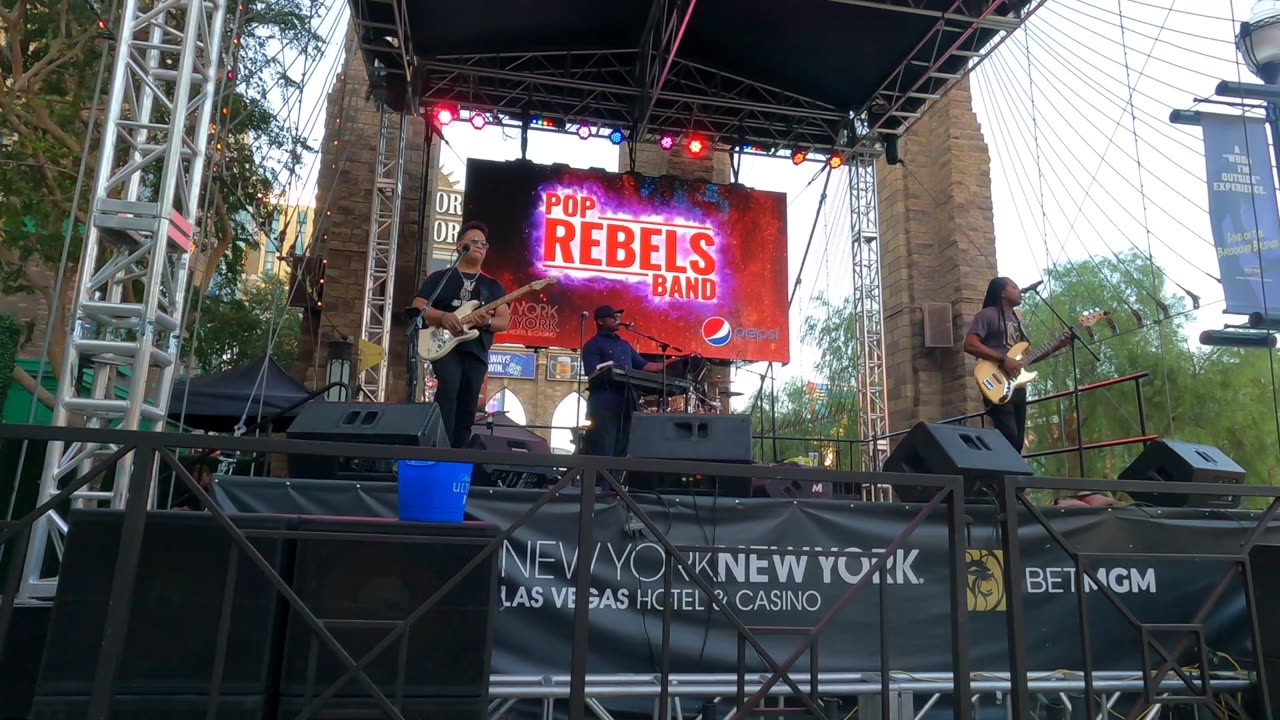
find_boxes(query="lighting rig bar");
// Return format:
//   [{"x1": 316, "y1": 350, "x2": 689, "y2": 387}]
[
  {"x1": 349, "y1": 0, "x2": 1037, "y2": 152},
  {"x1": 862, "y1": 0, "x2": 1047, "y2": 137},
  {"x1": 420, "y1": 51, "x2": 854, "y2": 151}
]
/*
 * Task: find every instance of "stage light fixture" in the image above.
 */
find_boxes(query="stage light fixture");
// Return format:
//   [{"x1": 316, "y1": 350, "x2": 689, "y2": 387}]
[
  {"x1": 577, "y1": 124, "x2": 592, "y2": 140},
  {"x1": 470, "y1": 112, "x2": 487, "y2": 130},
  {"x1": 659, "y1": 134, "x2": 676, "y2": 151},
  {"x1": 791, "y1": 148, "x2": 808, "y2": 165},
  {"x1": 529, "y1": 116, "x2": 562, "y2": 129},
  {"x1": 687, "y1": 136, "x2": 707, "y2": 155},
  {"x1": 609, "y1": 128, "x2": 626, "y2": 145},
  {"x1": 433, "y1": 105, "x2": 456, "y2": 126},
  {"x1": 828, "y1": 154, "x2": 844, "y2": 169},
  {"x1": 740, "y1": 143, "x2": 768, "y2": 154}
]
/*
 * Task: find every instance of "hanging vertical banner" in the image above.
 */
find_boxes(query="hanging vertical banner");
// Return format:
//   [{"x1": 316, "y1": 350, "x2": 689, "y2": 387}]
[{"x1": 1200, "y1": 112, "x2": 1280, "y2": 316}]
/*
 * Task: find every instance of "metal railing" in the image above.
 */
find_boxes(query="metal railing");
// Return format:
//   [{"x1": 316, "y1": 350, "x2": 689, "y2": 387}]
[{"x1": 0, "y1": 423, "x2": 969, "y2": 720}]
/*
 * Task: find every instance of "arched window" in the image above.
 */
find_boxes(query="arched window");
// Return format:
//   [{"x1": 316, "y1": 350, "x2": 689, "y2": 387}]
[
  {"x1": 550, "y1": 393, "x2": 587, "y2": 454},
  {"x1": 484, "y1": 388, "x2": 527, "y2": 426}
]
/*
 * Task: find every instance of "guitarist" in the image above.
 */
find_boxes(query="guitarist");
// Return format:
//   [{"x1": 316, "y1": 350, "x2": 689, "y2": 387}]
[
  {"x1": 963, "y1": 277, "x2": 1067, "y2": 452},
  {"x1": 412, "y1": 221, "x2": 510, "y2": 448}
]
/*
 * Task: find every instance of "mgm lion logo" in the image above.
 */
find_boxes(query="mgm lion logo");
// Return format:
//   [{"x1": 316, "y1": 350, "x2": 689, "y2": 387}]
[{"x1": 966, "y1": 549, "x2": 1006, "y2": 612}]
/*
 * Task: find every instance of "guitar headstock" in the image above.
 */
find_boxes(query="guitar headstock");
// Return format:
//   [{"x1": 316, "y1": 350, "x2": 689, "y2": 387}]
[
  {"x1": 1076, "y1": 308, "x2": 1108, "y2": 328},
  {"x1": 529, "y1": 277, "x2": 558, "y2": 290}
]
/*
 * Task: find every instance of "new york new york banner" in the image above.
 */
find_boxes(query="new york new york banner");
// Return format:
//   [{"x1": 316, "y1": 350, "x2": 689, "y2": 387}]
[{"x1": 1201, "y1": 112, "x2": 1280, "y2": 316}]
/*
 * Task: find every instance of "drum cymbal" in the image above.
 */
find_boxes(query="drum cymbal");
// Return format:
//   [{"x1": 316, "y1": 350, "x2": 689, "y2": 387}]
[{"x1": 718, "y1": 390, "x2": 744, "y2": 398}]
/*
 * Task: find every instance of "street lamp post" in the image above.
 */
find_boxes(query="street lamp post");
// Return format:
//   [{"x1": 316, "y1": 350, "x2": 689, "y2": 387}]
[{"x1": 1235, "y1": 1, "x2": 1280, "y2": 188}]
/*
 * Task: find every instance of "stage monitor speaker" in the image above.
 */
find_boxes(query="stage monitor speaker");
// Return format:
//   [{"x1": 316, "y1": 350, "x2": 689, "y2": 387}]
[
  {"x1": 1118, "y1": 440, "x2": 1245, "y2": 509},
  {"x1": 279, "y1": 516, "x2": 498, "y2": 702},
  {"x1": 287, "y1": 401, "x2": 449, "y2": 479},
  {"x1": 627, "y1": 413, "x2": 752, "y2": 497},
  {"x1": 882, "y1": 422, "x2": 1032, "y2": 503},
  {"x1": 465, "y1": 432, "x2": 558, "y2": 489},
  {"x1": 628, "y1": 413, "x2": 752, "y2": 463},
  {"x1": 34, "y1": 510, "x2": 287, "y2": 702}
]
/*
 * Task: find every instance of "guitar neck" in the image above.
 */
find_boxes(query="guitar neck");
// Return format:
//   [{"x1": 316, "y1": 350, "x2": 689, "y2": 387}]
[
  {"x1": 1022, "y1": 331, "x2": 1070, "y2": 365},
  {"x1": 464, "y1": 284, "x2": 538, "y2": 319}
]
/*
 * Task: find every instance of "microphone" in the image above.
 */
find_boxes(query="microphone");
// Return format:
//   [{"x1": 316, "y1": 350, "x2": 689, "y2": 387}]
[
  {"x1": 1020, "y1": 280, "x2": 1044, "y2": 294},
  {"x1": 618, "y1": 321, "x2": 635, "y2": 328},
  {"x1": 580, "y1": 311, "x2": 589, "y2": 318},
  {"x1": 456, "y1": 243, "x2": 471, "y2": 255}
]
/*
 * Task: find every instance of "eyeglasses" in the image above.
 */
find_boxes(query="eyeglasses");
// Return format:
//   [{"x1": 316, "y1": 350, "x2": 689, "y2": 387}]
[{"x1": 466, "y1": 240, "x2": 489, "y2": 248}]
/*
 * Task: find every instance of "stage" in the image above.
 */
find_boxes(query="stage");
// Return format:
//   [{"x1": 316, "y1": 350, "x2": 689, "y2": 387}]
[{"x1": 1, "y1": 423, "x2": 1277, "y2": 719}]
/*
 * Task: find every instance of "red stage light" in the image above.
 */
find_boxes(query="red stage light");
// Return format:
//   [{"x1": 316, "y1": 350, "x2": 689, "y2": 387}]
[
  {"x1": 434, "y1": 106, "x2": 456, "y2": 125},
  {"x1": 791, "y1": 149, "x2": 808, "y2": 165},
  {"x1": 828, "y1": 154, "x2": 843, "y2": 169},
  {"x1": 687, "y1": 136, "x2": 707, "y2": 155},
  {"x1": 470, "y1": 112, "x2": 486, "y2": 130},
  {"x1": 659, "y1": 134, "x2": 676, "y2": 151}
]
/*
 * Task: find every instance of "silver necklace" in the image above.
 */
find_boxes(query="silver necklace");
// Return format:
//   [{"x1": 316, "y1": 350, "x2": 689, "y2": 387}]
[{"x1": 458, "y1": 270, "x2": 479, "y2": 302}]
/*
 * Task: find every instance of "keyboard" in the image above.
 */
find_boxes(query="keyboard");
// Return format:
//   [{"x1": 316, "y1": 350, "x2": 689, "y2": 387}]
[{"x1": 588, "y1": 365, "x2": 693, "y2": 396}]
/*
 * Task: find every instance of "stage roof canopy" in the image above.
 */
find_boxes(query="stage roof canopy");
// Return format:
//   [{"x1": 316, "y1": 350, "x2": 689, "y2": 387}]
[{"x1": 350, "y1": 0, "x2": 1038, "y2": 153}]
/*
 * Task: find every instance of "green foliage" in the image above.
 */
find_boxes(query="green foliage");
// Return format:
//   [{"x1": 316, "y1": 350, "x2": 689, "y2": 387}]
[
  {"x1": 747, "y1": 293, "x2": 860, "y2": 467},
  {"x1": 1019, "y1": 249, "x2": 1280, "y2": 487},
  {"x1": 0, "y1": 0, "x2": 321, "y2": 353},
  {"x1": 188, "y1": 273, "x2": 301, "y2": 376},
  {"x1": 0, "y1": 314, "x2": 22, "y2": 418},
  {"x1": 746, "y1": 251, "x2": 1280, "y2": 486}
]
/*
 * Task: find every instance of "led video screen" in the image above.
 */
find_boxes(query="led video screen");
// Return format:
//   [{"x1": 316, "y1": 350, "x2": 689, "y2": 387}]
[{"x1": 463, "y1": 159, "x2": 790, "y2": 363}]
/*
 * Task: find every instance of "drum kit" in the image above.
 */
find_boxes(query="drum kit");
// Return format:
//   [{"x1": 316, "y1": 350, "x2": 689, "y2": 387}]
[{"x1": 636, "y1": 354, "x2": 743, "y2": 414}]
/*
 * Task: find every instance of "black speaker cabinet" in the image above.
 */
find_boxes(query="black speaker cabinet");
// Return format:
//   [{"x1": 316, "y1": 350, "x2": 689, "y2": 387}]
[
  {"x1": 279, "y1": 517, "x2": 498, "y2": 703},
  {"x1": 883, "y1": 422, "x2": 1033, "y2": 503},
  {"x1": 286, "y1": 402, "x2": 450, "y2": 479},
  {"x1": 1119, "y1": 440, "x2": 1246, "y2": 509},
  {"x1": 28, "y1": 694, "x2": 269, "y2": 720},
  {"x1": 628, "y1": 413, "x2": 752, "y2": 463},
  {"x1": 0, "y1": 603, "x2": 51, "y2": 720},
  {"x1": 34, "y1": 510, "x2": 288, "y2": 708}
]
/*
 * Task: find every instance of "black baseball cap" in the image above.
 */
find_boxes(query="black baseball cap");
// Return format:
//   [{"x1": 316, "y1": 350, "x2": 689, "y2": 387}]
[{"x1": 593, "y1": 304, "x2": 624, "y2": 319}]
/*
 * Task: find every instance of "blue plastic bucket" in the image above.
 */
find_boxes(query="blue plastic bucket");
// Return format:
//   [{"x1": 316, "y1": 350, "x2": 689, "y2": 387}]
[{"x1": 397, "y1": 460, "x2": 472, "y2": 523}]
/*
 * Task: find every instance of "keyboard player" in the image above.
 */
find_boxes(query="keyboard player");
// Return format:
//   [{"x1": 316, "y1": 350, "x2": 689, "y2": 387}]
[{"x1": 580, "y1": 304, "x2": 666, "y2": 457}]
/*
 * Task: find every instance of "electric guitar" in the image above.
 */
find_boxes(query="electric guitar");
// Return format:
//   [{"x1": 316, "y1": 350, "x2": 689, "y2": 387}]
[
  {"x1": 419, "y1": 278, "x2": 557, "y2": 362},
  {"x1": 973, "y1": 309, "x2": 1107, "y2": 405}
]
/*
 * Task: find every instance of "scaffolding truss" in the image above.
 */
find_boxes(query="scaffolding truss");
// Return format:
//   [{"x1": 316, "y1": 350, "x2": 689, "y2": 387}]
[
  {"x1": 849, "y1": 156, "x2": 889, "y2": 476},
  {"x1": 357, "y1": 107, "x2": 410, "y2": 402},
  {"x1": 21, "y1": 0, "x2": 229, "y2": 599},
  {"x1": 352, "y1": 0, "x2": 1044, "y2": 152}
]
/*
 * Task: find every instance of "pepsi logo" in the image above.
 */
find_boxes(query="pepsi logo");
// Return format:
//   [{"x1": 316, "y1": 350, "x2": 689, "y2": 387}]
[{"x1": 702, "y1": 317, "x2": 732, "y2": 347}]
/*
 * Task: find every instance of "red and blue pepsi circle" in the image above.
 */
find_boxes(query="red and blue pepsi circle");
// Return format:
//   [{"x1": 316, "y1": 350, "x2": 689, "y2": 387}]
[{"x1": 701, "y1": 317, "x2": 732, "y2": 347}]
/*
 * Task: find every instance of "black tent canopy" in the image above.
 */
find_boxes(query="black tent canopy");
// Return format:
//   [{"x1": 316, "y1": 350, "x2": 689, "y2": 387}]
[{"x1": 168, "y1": 356, "x2": 318, "y2": 433}]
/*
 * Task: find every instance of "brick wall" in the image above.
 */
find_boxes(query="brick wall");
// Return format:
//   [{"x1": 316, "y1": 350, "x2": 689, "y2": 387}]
[
  {"x1": 879, "y1": 79, "x2": 998, "y2": 432},
  {"x1": 294, "y1": 56, "x2": 428, "y2": 403}
]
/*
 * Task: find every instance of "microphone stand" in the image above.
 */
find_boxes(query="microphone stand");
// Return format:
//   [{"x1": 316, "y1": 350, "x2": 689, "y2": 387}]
[
  {"x1": 1030, "y1": 286, "x2": 1098, "y2": 476},
  {"x1": 624, "y1": 325, "x2": 682, "y2": 412},
  {"x1": 577, "y1": 312, "x2": 588, "y2": 433},
  {"x1": 405, "y1": 245, "x2": 471, "y2": 403}
]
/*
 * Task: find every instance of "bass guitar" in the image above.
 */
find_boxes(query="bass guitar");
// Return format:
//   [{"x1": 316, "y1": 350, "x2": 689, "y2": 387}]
[
  {"x1": 973, "y1": 308, "x2": 1107, "y2": 405},
  {"x1": 419, "y1": 278, "x2": 557, "y2": 362}
]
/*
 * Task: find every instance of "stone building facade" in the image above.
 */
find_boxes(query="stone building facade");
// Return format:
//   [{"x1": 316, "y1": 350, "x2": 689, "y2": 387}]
[{"x1": 877, "y1": 79, "x2": 999, "y2": 431}]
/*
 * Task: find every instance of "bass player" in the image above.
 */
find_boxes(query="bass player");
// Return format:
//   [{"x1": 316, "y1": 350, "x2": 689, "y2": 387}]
[
  {"x1": 963, "y1": 276, "x2": 1067, "y2": 452},
  {"x1": 412, "y1": 221, "x2": 510, "y2": 448}
]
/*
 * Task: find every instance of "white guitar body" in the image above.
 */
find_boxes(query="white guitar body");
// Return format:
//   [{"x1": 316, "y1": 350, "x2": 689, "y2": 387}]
[
  {"x1": 420, "y1": 299, "x2": 484, "y2": 362},
  {"x1": 416, "y1": 277, "x2": 558, "y2": 363}
]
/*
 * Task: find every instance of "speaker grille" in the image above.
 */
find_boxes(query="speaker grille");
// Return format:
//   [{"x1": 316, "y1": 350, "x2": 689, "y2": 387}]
[{"x1": 923, "y1": 303, "x2": 954, "y2": 348}]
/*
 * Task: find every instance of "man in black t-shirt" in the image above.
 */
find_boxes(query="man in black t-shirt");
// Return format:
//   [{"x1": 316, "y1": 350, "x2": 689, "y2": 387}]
[
  {"x1": 963, "y1": 276, "x2": 1067, "y2": 452},
  {"x1": 412, "y1": 221, "x2": 510, "y2": 448}
]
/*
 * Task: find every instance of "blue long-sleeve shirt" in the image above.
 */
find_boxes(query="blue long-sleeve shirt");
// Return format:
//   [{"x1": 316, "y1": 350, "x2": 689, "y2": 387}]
[{"x1": 581, "y1": 331, "x2": 648, "y2": 415}]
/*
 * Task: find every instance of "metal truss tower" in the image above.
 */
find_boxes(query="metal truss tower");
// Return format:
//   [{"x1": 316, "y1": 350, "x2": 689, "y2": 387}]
[
  {"x1": 22, "y1": 0, "x2": 229, "y2": 599},
  {"x1": 357, "y1": 108, "x2": 409, "y2": 402},
  {"x1": 849, "y1": 156, "x2": 890, "y2": 476}
]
